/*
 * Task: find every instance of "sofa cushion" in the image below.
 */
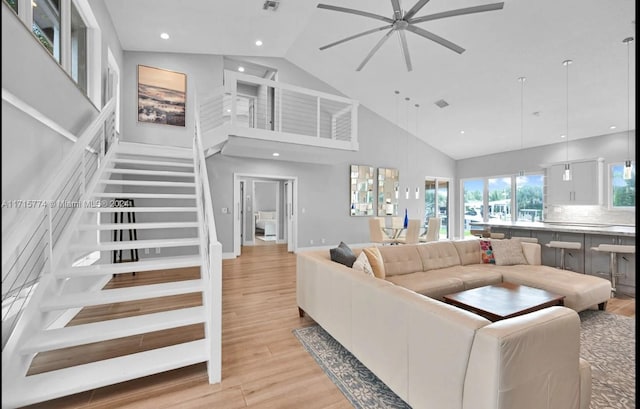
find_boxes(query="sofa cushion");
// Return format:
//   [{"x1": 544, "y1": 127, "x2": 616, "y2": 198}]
[
  {"x1": 416, "y1": 241, "x2": 462, "y2": 271},
  {"x1": 377, "y1": 245, "x2": 423, "y2": 277},
  {"x1": 385, "y1": 268, "x2": 465, "y2": 299},
  {"x1": 500, "y1": 265, "x2": 611, "y2": 312},
  {"x1": 479, "y1": 239, "x2": 496, "y2": 264},
  {"x1": 362, "y1": 247, "x2": 386, "y2": 279},
  {"x1": 452, "y1": 239, "x2": 482, "y2": 265},
  {"x1": 330, "y1": 241, "x2": 357, "y2": 267},
  {"x1": 352, "y1": 252, "x2": 374, "y2": 277},
  {"x1": 491, "y1": 239, "x2": 528, "y2": 266}
]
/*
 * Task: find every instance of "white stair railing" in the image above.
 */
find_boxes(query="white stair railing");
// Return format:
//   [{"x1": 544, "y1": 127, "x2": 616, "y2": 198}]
[
  {"x1": 192, "y1": 92, "x2": 223, "y2": 383},
  {"x1": 1, "y1": 91, "x2": 116, "y2": 350}
]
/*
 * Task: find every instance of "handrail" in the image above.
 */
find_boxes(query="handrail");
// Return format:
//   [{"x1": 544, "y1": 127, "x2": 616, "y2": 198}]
[
  {"x1": 192, "y1": 90, "x2": 222, "y2": 383},
  {"x1": 2, "y1": 95, "x2": 116, "y2": 349}
]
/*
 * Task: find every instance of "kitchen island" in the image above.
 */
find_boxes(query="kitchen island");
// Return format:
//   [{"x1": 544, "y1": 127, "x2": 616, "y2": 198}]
[{"x1": 470, "y1": 221, "x2": 635, "y2": 296}]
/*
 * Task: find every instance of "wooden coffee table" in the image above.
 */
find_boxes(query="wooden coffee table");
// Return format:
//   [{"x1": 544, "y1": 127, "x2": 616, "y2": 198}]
[{"x1": 442, "y1": 282, "x2": 565, "y2": 322}]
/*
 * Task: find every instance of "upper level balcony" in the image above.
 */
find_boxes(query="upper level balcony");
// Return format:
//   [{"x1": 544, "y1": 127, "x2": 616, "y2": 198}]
[{"x1": 200, "y1": 70, "x2": 359, "y2": 160}]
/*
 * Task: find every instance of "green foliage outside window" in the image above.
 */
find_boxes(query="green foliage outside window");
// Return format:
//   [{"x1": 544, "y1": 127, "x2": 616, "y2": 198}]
[{"x1": 611, "y1": 164, "x2": 635, "y2": 207}]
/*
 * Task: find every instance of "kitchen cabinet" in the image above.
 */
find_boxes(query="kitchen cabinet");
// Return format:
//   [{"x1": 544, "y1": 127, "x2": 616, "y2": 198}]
[
  {"x1": 533, "y1": 231, "x2": 585, "y2": 273},
  {"x1": 585, "y1": 235, "x2": 636, "y2": 297},
  {"x1": 546, "y1": 159, "x2": 603, "y2": 205}
]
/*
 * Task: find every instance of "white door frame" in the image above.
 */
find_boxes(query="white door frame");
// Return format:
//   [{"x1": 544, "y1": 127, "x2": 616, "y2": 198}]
[{"x1": 233, "y1": 173, "x2": 298, "y2": 257}]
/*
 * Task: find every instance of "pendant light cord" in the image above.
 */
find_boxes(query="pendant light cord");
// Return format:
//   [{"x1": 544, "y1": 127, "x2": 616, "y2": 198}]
[
  {"x1": 626, "y1": 38, "x2": 631, "y2": 160},
  {"x1": 564, "y1": 60, "x2": 571, "y2": 162}
]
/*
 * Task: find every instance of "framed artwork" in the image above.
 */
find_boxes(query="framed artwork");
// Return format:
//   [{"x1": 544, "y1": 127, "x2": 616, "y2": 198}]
[{"x1": 137, "y1": 64, "x2": 186, "y2": 126}]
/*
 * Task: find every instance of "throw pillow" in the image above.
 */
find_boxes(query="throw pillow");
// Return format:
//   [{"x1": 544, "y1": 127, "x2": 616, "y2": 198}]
[
  {"x1": 362, "y1": 247, "x2": 386, "y2": 279},
  {"x1": 352, "y1": 252, "x2": 374, "y2": 277},
  {"x1": 330, "y1": 241, "x2": 357, "y2": 267},
  {"x1": 479, "y1": 239, "x2": 495, "y2": 264},
  {"x1": 491, "y1": 239, "x2": 528, "y2": 266}
]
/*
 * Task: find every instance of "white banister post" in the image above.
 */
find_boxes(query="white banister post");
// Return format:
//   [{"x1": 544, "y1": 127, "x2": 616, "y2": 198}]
[{"x1": 47, "y1": 206, "x2": 54, "y2": 274}]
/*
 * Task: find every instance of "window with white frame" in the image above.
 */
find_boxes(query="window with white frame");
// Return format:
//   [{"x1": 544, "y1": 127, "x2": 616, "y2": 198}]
[
  {"x1": 609, "y1": 162, "x2": 635, "y2": 208},
  {"x1": 6, "y1": 0, "x2": 99, "y2": 104}
]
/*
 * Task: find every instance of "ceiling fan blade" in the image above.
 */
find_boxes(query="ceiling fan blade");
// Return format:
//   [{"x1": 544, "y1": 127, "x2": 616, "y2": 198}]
[
  {"x1": 317, "y1": 4, "x2": 394, "y2": 23},
  {"x1": 406, "y1": 25, "x2": 465, "y2": 54},
  {"x1": 398, "y1": 30, "x2": 413, "y2": 72},
  {"x1": 403, "y1": 0, "x2": 432, "y2": 20},
  {"x1": 409, "y1": 2, "x2": 504, "y2": 24},
  {"x1": 319, "y1": 25, "x2": 393, "y2": 51},
  {"x1": 390, "y1": 0, "x2": 403, "y2": 19},
  {"x1": 356, "y1": 28, "x2": 396, "y2": 71}
]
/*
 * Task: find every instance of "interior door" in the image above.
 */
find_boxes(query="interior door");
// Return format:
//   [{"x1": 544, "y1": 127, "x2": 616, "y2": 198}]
[{"x1": 285, "y1": 181, "x2": 294, "y2": 252}]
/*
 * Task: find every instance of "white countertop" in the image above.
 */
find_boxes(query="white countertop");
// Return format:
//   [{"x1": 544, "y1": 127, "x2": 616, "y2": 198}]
[{"x1": 471, "y1": 221, "x2": 636, "y2": 237}]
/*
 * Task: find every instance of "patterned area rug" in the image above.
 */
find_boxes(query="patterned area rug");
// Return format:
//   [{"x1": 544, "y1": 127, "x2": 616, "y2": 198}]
[{"x1": 293, "y1": 310, "x2": 635, "y2": 409}]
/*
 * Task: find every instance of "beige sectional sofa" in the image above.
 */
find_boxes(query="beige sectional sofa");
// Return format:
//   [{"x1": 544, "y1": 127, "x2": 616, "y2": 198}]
[
  {"x1": 296, "y1": 238, "x2": 610, "y2": 409},
  {"x1": 376, "y1": 239, "x2": 611, "y2": 312}
]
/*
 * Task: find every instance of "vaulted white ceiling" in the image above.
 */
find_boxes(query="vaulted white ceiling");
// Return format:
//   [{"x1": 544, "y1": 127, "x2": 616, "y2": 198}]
[{"x1": 105, "y1": 0, "x2": 636, "y2": 160}]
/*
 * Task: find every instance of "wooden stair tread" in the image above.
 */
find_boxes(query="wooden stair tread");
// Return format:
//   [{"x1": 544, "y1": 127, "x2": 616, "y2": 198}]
[
  {"x1": 21, "y1": 306, "x2": 206, "y2": 354},
  {"x1": 40, "y1": 279, "x2": 204, "y2": 311},
  {"x1": 6, "y1": 340, "x2": 208, "y2": 409}
]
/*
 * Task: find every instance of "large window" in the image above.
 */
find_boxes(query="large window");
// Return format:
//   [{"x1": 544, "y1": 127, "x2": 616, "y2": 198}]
[
  {"x1": 461, "y1": 173, "x2": 545, "y2": 236},
  {"x1": 70, "y1": 1, "x2": 87, "y2": 94},
  {"x1": 516, "y1": 174, "x2": 544, "y2": 221},
  {"x1": 424, "y1": 178, "x2": 449, "y2": 239},
  {"x1": 463, "y1": 179, "x2": 484, "y2": 236},
  {"x1": 610, "y1": 162, "x2": 635, "y2": 208}
]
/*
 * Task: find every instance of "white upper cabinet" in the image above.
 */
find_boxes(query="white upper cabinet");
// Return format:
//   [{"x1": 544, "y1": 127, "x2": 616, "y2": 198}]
[{"x1": 546, "y1": 159, "x2": 603, "y2": 205}]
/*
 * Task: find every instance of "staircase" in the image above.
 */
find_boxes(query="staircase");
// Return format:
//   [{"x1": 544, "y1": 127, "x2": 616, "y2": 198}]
[{"x1": 2, "y1": 140, "x2": 221, "y2": 409}]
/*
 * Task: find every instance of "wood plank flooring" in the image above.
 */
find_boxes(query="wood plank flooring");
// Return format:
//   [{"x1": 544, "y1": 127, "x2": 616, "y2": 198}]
[{"x1": 22, "y1": 244, "x2": 635, "y2": 408}]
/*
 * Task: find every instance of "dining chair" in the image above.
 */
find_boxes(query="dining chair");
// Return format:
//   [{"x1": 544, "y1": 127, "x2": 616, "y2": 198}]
[
  {"x1": 397, "y1": 219, "x2": 421, "y2": 244},
  {"x1": 420, "y1": 217, "x2": 441, "y2": 242},
  {"x1": 369, "y1": 218, "x2": 398, "y2": 245}
]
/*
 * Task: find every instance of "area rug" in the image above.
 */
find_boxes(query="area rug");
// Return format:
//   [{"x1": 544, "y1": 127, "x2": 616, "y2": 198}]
[{"x1": 293, "y1": 310, "x2": 634, "y2": 409}]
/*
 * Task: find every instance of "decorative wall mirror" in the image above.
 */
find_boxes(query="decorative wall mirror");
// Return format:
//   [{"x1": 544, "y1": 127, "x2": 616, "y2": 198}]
[
  {"x1": 350, "y1": 165, "x2": 375, "y2": 216},
  {"x1": 377, "y1": 167, "x2": 400, "y2": 216}
]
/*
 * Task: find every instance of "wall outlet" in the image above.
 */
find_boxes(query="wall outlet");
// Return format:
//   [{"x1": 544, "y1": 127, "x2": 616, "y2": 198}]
[
  {"x1": 155, "y1": 248, "x2": 161, "y2": 254},
  {"x1": 321, "y1": 238, "x2": 326, "y2": 244},
  {"x1": 221, "y1": 207, "x2": 228, "y2": 214},
  {"x1": 309, "y1": 239, "x2": 314, "y2": 245},
  {"x1": 144, "y1": 248, "x2": 150, "y2": 255}
]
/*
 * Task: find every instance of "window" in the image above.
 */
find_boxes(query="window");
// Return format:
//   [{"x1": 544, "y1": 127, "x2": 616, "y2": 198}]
[
  {"x1": 461, "y1": 173, "x2": 545, "y2": 236},
  {"x1": 462, "y1": 179, "x2": 484, "y2": 236},
  {"x1": 610, "y1": 162, "x2": 635, "y2": 208},
  {"x1": 8, "y1": 0, "x2": 98, "y2": 104},
  {"x1": 70, "y1": 1, "x2": 87, "y2": 94},
  {"x1": 515, "y1": 174, "x2": 544, "y2": 222},
  {"x1": 32, "y1": 0, "x2": 61, "y2": 62},
  {"x1": 424, "y1": 178, "x2": 449, "y2": 238},
  {"x1": 488, "y1": 177, "x2": 511, "y2": 221}
]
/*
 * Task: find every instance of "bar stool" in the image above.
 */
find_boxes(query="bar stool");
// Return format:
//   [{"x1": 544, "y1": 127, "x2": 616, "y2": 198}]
[
  {"x1": 489, "y1": 232, "x2": 505, "y2": 239},
  {"x1": 546, "y1": 241, "x2": 581, "y2": 270},
  {"x1": 590, "y1": 244, "x2": 635, "y2": 295}
]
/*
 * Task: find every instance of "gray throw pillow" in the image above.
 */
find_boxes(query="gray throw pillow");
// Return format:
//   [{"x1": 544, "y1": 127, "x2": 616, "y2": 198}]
[
  {"x1": 330, "y1": 241, "x2": 357, "y2": 267},
  {"x1": 491, "y1": 239, "x2": 528, "y2": 266}
]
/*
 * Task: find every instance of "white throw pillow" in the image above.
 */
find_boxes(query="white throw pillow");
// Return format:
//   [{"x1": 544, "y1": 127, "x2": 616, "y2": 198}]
[
  {"x1": 491, "y1": 239, "x2": 528, "y2": 266},
  {"x1": 352, "y1": 252, "x2": 374, "y2": 277}
]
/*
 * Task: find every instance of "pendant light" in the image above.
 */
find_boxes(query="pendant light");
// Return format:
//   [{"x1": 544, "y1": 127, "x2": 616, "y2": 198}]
[
  {"x1": 405, "y1": 96, "x2": 410, "y2": 199},
  {"x1": 623, "y1": 37, "x2": 634, "y2": 180},
  {"x1": 414, "y1": 103, "x2": 421, "y2": 199},
  {"x1": 562, "y1": 59, "x2": 573, "y2": 182},
  {"x1": 517, "y1": 76, "x2": 526, "y2": 177}
]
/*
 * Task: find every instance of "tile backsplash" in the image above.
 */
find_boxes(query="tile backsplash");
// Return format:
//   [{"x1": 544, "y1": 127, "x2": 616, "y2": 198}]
[{"x1": 544, "y1": 205, "x2": 635, "y2": 226}]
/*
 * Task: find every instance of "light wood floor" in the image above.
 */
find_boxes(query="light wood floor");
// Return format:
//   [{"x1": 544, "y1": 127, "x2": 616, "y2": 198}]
[{"x1": 23, "y1": 244, "x2": 635, "y2": 408}]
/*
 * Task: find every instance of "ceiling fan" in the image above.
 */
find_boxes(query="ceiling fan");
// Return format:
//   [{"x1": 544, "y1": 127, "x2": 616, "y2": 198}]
[{"x1": 317, "y1": 0, "x2": 504, "y2": 71}]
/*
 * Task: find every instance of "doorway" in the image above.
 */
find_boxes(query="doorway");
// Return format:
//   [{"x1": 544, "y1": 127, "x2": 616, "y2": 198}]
[{"x1": 233, "y1": 173, "x2": 297, "y2": 257}]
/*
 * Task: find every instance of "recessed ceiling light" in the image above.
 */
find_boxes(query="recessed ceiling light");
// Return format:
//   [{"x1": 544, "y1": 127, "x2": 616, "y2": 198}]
[
  {"x1": 238, "y1": 66, "x2": 245, "y2": 72},
  {"x1": 560, "y1": 134, "x2": 566, "y2": 138},
  {"x1": 160, "y1": 33, "x2": 170, "y2": 40},
  {"x1": 460, "y1": 130, "x2": 465, "y2": 134},
  {"x1": 609, "y1": 125, "x2": 617, "y2": 130},
  {"x1": 272, "y1": 152, "x2": 280, "y2": 157},
  {"x1": 255, "y1": 40, "x2": 263, "y2": 46}
]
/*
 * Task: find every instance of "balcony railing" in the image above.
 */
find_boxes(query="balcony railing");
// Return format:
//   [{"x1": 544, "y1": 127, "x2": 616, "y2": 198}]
[{"x1": 199, "y1": 70, "x2": 359, "y2": 151}]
